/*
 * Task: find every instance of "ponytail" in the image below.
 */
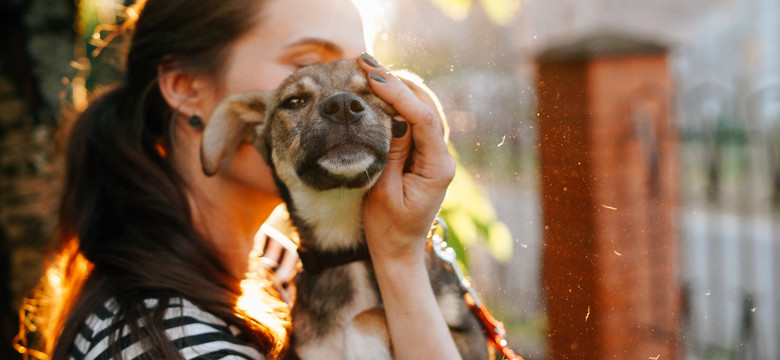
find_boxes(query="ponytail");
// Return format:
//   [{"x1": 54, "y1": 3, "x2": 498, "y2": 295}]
[{"x1": 59, "y1": 83, "x2": 188, "y2": 267}]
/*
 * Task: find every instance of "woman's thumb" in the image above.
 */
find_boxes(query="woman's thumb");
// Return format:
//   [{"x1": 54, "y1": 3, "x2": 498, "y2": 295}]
[{"x1": 385, "y1": 118, "x2": 411, "y2": 174}]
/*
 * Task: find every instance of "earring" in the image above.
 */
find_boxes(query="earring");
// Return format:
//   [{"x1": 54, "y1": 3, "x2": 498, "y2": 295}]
[{"x1": 188, "y1": 114, "x2": 204, "y2": 130}]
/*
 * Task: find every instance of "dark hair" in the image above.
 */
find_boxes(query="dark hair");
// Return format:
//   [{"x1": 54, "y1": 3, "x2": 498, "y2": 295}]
[{"x1": 21, "y1": 0, "x2": 289, "y2": 358}]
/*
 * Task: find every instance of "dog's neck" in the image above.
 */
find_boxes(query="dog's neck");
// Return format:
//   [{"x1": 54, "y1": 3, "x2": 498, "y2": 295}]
[
  {"x1": 285, "y1": 184, "x2": 369, "y2": 253},
  {"x1": 283, "y1": 185, "x2": 372, "y2": 274}
]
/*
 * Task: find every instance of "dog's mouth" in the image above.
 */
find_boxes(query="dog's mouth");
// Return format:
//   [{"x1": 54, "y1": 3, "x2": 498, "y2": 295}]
[
  {"x1": 317, "y1": 142, "x2": 377, "y2": 177},
  {"x1": 294, "y1": 135, "x2": 388, "y2": 191}
]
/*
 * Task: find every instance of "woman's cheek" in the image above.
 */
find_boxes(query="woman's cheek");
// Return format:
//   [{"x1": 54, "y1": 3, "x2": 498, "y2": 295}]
[{"x1": 230, "y1": 144, "x2": 279, "y2": 195}]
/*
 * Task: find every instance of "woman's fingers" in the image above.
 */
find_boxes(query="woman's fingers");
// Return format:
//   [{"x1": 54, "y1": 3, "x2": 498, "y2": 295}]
[
  {"x1": 373, "y1": 117, "x2": 412, "y2": 203},
  {"x1": 386, "y1": 117, "x2": 411, "y2": 171},
  {"x1": 358, "y1": 57, "x2": 446, "y2": 148},
  {"x1": 357, "y1": 55, "x2": 454, "y2": 185}
]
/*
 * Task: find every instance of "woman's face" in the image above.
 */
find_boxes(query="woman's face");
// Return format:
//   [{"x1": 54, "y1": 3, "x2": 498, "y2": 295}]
[{"x1": 196, "y1": 0, "x2": 367, "y2": 197}]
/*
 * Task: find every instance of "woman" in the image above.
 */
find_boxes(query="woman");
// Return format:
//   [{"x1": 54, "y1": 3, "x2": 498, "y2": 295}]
[{"x1": 22, "y1": 0, "x2": 459, "y2": 359}]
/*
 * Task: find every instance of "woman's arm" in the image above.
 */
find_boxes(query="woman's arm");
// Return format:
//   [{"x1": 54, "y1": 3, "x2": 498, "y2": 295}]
[{"x1": 358, "y1": 54, "x2": 461, "y2": 360}]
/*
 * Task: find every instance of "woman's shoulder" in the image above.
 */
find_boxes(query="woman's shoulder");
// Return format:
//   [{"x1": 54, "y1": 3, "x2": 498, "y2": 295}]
[{"x1": 70, "y1": 297, "x2": 265, "y2": 360}]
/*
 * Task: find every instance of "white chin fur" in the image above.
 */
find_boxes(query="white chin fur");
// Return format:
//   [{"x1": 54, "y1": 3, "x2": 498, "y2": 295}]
[{"x1": 317, "y1": 152, "x2": 376, "y2": 177}]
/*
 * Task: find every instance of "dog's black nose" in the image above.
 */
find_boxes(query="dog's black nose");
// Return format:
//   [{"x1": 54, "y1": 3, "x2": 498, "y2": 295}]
[{"x1": 320, "y1": 93, "x2": 366, "y2": 124}]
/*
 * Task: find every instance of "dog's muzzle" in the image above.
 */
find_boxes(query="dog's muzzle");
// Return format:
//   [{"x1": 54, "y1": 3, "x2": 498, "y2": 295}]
[
  {"x1": 320, "y1": 93, "x2": 366, "y2": 125},
  {"x1": 293, "y1": 92, "x2": 389, "y2": 191}
]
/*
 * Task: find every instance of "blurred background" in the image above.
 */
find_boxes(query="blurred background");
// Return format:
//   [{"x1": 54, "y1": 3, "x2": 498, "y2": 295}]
[{"x1": 1, "y1": 0, "x2": 779, "y2": 359}]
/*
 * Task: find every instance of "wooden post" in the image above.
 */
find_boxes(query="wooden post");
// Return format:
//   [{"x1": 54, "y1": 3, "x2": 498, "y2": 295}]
[{"x1": 536, "y1": 35, "x2": 680, "y2": 359}]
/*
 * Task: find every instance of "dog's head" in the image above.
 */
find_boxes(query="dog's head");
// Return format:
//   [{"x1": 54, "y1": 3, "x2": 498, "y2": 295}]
[{"x1": 201, "y1": 60, "x2": 397, "y2": 192}]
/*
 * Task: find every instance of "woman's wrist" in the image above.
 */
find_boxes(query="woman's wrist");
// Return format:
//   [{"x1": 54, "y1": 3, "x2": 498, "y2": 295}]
[
  {"x1": 370, "y1": 235, "x2": 463, "y2": 360},
  {"x1": 371, "y1": 246, "x2": 426, "y2": 277},
  {"x1": 367, "y1": 233, "x2": 428, "y2": 267}
]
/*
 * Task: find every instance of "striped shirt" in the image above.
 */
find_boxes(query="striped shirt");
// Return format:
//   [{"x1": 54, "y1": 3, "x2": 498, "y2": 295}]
[
  {"x1": 69, "y1": 297, "x2": 265, "y2": 360},
  {"x1": 68, "y1": 224, "x2": 300, "y2": 360}
]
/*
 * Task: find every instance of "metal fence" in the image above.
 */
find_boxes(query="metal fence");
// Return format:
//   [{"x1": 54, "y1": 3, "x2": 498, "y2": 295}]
[{"x1": 679, "y1": 81, "x2": 780, "y2": 360}]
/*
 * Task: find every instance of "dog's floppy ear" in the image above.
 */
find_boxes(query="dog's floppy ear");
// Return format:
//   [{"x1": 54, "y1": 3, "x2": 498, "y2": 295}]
[
  {"x1": 393, "y1": 70, "x2": 450, "y2": 142},
  {"x1": 201, "y1": 90, "x2": 269, "y2": 176}
]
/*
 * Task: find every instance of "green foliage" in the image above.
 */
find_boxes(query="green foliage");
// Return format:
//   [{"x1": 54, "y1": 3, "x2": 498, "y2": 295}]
[
  {"x1": 428, "y1": 0, "x2": 523, "y2": 25},
  {"x1": 438, "y1": 145, "x2": 514, "y2": 270},
  {"x1": 429, "y1": 0, "x2": 473, "y2": 21},
  {"x1": 481, "y1": 0, "x2": 523, "y2": 25},
  {"x1": 76, "y1": 0, "x2": 129, "y2": 92}
]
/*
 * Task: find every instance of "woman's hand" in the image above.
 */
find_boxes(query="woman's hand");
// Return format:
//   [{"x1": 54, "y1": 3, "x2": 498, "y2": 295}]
[
  {"x1": 357, "y1": 54, "x2": 461, "y2": 360},
  {"x1": 357, "y1": 54, "x2": 456, "y2": 264}
]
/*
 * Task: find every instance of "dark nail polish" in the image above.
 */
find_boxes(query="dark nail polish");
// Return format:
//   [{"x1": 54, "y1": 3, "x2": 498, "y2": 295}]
[
  {"x1": 369, "y1": 71, "x2": 386, "y2": 83},
  {"x1": 361, "y1": 53, "x2": 380, "y2": 67},
  {"x1": 392, "y1": 119, "x2": 407, "y2": 138}
]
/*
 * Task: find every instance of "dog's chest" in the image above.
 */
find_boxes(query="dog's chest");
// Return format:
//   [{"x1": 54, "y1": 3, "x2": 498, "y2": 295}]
[
  {"x1": 347, "y1": 261, "x2": 381, "y2": 311},
  {"x1": 293, "y1": 262, "x2": 381, "y2": 354},
  {"x1": 294, "y1": 261, "x2": 380, "y2": 320}
]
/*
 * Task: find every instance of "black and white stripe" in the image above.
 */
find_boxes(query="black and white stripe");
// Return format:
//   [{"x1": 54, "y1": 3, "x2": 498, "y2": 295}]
[
  {"x1": 257, "y1": 223, "x2": 299, "y2": 304},
  {"x1": 68, "y1": 227, "x2": 299, "y2": 360},
  {"x1": 69, "y1": 298, "x2": 265, "y2": 360}
]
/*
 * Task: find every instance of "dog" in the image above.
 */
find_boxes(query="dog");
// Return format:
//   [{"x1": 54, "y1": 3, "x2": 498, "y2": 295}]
[{"x1": 200, "y1": 59, "x2": 491, "y2": 359}]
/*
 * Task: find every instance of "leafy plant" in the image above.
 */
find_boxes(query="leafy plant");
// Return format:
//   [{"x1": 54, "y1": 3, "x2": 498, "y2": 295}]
[
  {"x1": 438, "y1": 145, "x2": 514, "y2": 270},
  {"x1": 428, "y1": 0, "x2": 523, "y2": 25}
]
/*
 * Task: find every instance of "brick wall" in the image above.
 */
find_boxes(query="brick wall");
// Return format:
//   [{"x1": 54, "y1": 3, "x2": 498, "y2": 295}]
[
  {"x1": 588, "y1": 54, "x2": 680, "y2": 359},
  {"x1": 537, "y1": 59, "x2": 601, "y2": 357},
  {"x1": 537, "y1": 37, "x2": 681, "y2": 359}
]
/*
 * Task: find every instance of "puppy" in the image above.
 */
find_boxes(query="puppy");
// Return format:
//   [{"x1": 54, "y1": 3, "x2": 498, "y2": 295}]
[{"x1": 201, "y1": 59, "x2": 491, "y2": 359}]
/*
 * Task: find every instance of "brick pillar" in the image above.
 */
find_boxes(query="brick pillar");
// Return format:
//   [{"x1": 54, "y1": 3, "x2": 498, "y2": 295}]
[{"x1": 536, "y1": 36, "x2": 680, "y2": 359}]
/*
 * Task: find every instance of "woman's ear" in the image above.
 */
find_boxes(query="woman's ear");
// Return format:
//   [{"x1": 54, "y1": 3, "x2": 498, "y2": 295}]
[{"x1": 157, "y1": 64, "x2": 213, "y2": 118}]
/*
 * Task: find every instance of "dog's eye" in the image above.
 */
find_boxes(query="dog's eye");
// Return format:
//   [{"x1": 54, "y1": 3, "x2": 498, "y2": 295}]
[{"x1": 280, "y1": 96, "x2": 308, "y2": 110}]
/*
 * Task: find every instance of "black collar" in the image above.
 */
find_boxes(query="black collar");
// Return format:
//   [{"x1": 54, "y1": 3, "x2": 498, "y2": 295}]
[{"x1": 297, "y1": 244, "x2": 371, "y2": 274}]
